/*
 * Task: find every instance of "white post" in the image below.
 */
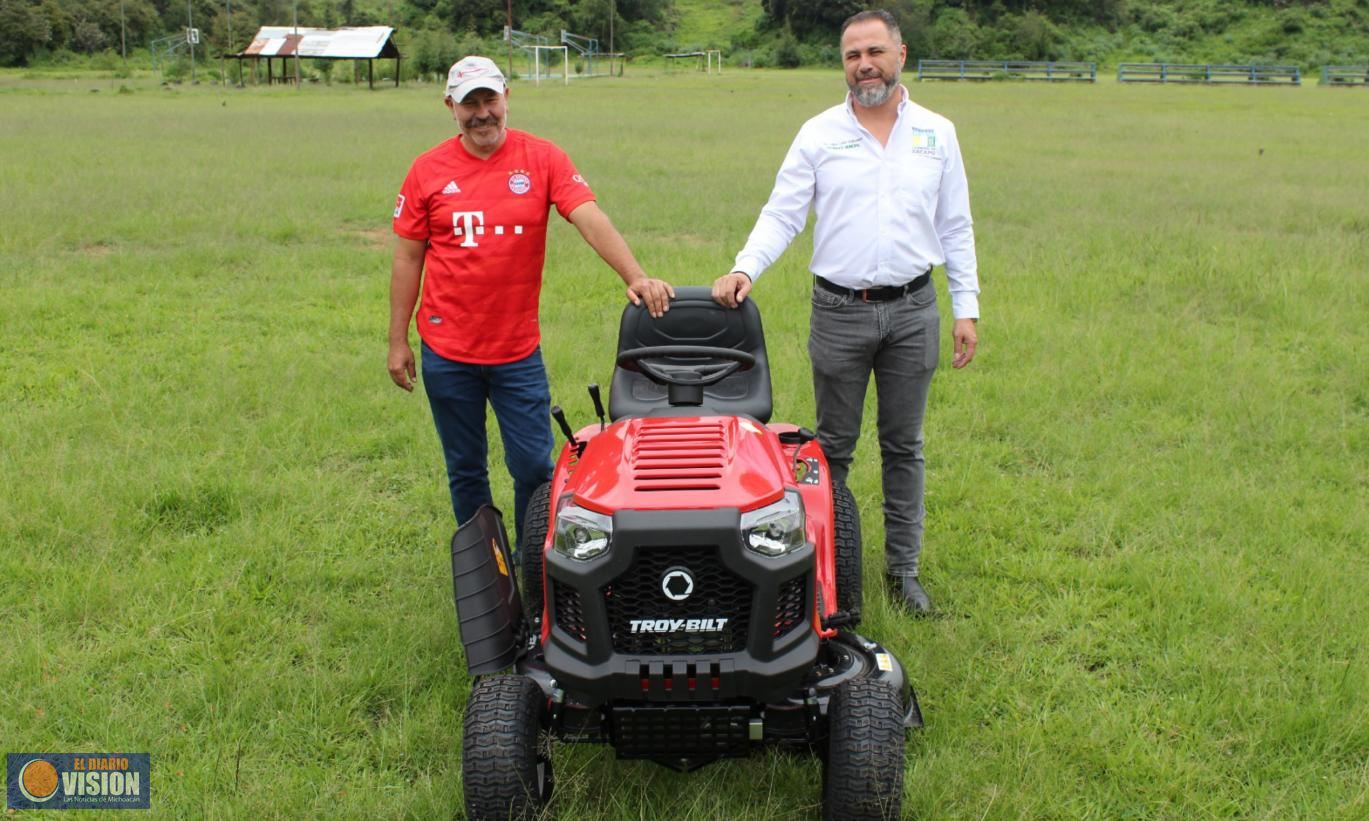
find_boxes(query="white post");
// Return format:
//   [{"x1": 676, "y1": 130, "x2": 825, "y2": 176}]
[
  {"x1": 563, "y1": 46, "x2": 568, "y2": 85},
  {"x1": 187, "y1": 0, "x2": 195, "y2": 83},
  {"x1": 534, "y1": 48, "x2": 540, "y2": 87},
  {"x1": 293, "y1": 0, "x2": 300, "y2": 88}
]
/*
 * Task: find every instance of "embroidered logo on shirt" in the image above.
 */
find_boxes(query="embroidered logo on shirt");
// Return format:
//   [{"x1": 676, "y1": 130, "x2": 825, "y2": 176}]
[
  {"x1": 441, "y1": 180, "x2": 461, "y2": 195},
  {"x1": 508, "y1": 170, "x2": 532, "y2": 195},
  {"x1": 393, "y1": 194, "x2": 406, "y2": 218},
  {"x1": 572, "y1": 174, "x2": 588, "y2": 186},
  {"x1": 910, "y1": 128, "x2": 938, "y2": 157},
  {"x1": 823, "y1": 139, "x2": 861, "y2": 151}
]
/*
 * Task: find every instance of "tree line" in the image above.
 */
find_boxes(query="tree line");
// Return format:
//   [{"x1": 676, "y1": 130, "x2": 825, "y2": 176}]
[
  {"x1": 0, "y1": 0, "x2": 667, "y2": 67},
  {"x1": 2, "y1": 0, "x2": 1365, "y2": 70}
]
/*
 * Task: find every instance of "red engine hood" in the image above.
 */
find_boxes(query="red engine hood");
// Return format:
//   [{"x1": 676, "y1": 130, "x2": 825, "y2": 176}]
[{"x1": 567, "y1": 415, "x2": 791, "y2": 514}]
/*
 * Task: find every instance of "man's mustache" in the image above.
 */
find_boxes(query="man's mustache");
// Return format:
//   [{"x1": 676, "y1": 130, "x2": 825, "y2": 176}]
[{"x1": 467, "y1": 114, "x2": 500, "y2": 128}]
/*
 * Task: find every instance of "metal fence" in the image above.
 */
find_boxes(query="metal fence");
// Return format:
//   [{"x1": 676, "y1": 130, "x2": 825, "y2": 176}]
[
  {"x1": 1321, "y1": 65, "x2": 1369, "y2": 86},
  {"x1": 1117, "y1": 63, "x2": 1301, "y2": 85},
  {"x1": 917, "y1": 60, "x2": 1096, "y2": 82}
]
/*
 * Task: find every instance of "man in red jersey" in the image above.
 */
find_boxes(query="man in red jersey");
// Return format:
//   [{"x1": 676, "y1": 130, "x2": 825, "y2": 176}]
[{"x1": 388, "y1": 55, "x2": 673, "y2": 546}]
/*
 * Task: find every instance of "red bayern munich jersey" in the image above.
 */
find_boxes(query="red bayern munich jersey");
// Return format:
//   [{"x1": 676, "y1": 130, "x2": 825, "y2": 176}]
[{"x1": 393, "y1": 128, "x2": 596, "y2": 364}]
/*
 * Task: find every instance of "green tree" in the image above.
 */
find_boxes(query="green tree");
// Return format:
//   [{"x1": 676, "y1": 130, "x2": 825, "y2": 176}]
[
  {"x1": 775, "y1": 25, "x2": 801, "y2": 66},
  {"x1": 928, "y1": 7, "x2": 980, "y2": 58},
  {"x1": 1010, "y1": 10, "x2": 1061, "y2": 59},
  {"x1": 0, "y1": 0, "x2": 53, "y2": 65},
  {"x1": 763, "y1": 0, "x2": 863, "y2": 39},
  {"x1": 72, "y1": 17, "x2": 107, "y2": 52}
]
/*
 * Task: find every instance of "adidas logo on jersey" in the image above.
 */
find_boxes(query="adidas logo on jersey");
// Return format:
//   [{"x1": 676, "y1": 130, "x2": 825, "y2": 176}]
[{"x1": 441, "y1": 180, "x2": 461, "y2": 195}]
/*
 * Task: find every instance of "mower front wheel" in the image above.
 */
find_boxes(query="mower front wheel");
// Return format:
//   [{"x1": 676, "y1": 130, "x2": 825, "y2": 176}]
[
  {"x1": 462, "y1": 675, "x2": 554, "y2": 821},
  {"x1": 821, "y1": 677, "x2": 905, "y2": 821},
  {"x1": 832, "y1": 483, "x2": 863, "y2": 622},
  {"x1": 521, "y1": 482, "x2": 553, "y2": 628}
]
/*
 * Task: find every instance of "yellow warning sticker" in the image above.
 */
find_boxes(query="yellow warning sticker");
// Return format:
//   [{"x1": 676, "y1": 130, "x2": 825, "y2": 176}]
[
  {"x1": 875, "y1": 652, "x2": 893, "y2": 672},
  {"x1": 491, "y1": 538, "x2": 509, "y2": 577}
]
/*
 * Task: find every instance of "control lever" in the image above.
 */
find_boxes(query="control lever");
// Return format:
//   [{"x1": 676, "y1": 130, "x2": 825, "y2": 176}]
[
  {"x1": 551, "y1": 405, "x2": 584, "y2": 456},
  {"x1": 587, "y1": 383, "x2": 607, "y2": 431}
]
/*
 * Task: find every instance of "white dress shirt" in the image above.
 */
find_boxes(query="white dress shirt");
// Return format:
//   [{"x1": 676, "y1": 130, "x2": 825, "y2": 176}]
[{"x1": 733, "y1": 86, "x2": 980, "y2": 319}]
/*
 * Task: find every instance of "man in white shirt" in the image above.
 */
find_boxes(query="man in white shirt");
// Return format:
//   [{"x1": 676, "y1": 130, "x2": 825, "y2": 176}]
[{"x1": 713, "y1": 9, "x2": 980, "y2": 615}]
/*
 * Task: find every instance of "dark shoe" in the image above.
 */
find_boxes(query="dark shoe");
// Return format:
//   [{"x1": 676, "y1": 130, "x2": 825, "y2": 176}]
[{"x1": 888, "y1": 575, "x2": 933, "y2": 615}]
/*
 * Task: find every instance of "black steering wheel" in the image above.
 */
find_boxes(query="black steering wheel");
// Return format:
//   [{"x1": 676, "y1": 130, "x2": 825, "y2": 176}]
[{"x1": 616, "y1": 345, "x2": 755, "y2": 388}]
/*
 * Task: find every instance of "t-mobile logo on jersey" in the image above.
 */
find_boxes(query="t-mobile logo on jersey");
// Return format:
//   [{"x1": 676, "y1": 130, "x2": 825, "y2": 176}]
[
  {"x1": 452, "y1": 210, "x2": 525, "y2": 248},
  {"x1": 452, "y1": 211, "x2": 484, "y2": 248}
]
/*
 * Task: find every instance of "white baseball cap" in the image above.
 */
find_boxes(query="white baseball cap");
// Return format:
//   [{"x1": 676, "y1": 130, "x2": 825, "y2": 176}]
[{"x1": 445, "y1": 56, "x2": 506, "y2": 101}]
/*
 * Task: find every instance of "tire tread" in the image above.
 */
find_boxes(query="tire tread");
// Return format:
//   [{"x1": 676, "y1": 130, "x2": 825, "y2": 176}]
[
  {"x1": 462, "y1": 675, "x2": 548, "y2": 821},
  {"x1": 832, "y1": 483, "x2": 863, "y2": 620},
  {"x1": 822, "y1": 677, "x2": 905, "y2": 821}
]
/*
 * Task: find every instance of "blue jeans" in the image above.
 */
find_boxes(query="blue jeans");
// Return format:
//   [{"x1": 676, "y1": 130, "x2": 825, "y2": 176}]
[
  {"x1": 808, "y1": 281, "x2": 939, "y2": 577},
  {"x1": 421, "y1": 343, "x2": 554, "y2": 549}
]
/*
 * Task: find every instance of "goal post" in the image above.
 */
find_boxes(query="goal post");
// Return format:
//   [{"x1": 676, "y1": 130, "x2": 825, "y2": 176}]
[
  {"x1": 666, "y1": 50, "x2": 723, "y2": 75},
  {"x1": 524, "y1": 44, "x2": 569, "y2": 86}
]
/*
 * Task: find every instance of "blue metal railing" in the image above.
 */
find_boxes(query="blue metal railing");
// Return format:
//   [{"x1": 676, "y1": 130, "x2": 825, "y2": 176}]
[
  {"x1": 916, "y1": 60, "x2": 1096, "y2": 82},
  {"x1": 1117, "y1": 63, "x2": 1301, "y2": 85}
]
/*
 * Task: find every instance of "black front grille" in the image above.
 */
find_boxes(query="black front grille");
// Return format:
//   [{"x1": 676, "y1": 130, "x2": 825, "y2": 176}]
[
  {"x1": 553, "y1": 581, "x2": 587, "y2": 641},
  {"x1": 773, "y1": 576, "x2": 806, "y2": 638},
  {"x1": 605, "y1": 546, "x2": 752, "y2": 655}
]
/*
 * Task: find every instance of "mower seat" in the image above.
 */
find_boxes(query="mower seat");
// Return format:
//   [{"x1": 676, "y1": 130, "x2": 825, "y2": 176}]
[{"x1": 609, "y1": 286, "x2": 772, "y2": 423}]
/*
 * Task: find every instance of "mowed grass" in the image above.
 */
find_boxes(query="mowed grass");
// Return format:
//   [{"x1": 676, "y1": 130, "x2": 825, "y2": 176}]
[{"x1": 1, "y1": 70, "x2": 1366, "y2": 818}]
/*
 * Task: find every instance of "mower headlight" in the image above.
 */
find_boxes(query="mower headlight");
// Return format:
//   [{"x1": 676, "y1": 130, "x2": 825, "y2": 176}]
[
  {"x1": 741, "y1": 491, "x2": 807, "y2": 557},
  {"x1": 554, "y1": 503, "x2": 612, "y2": 561}
]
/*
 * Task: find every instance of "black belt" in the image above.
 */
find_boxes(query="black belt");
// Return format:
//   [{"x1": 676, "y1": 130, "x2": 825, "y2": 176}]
[{"x1": 815, "y1": 270, "x2": 931, "y2": 302}]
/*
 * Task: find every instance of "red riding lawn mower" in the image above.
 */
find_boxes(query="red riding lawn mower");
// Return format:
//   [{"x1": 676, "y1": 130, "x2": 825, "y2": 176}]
[{"x1": 451, "y1": 287, "x2": 922, "y2": 820}]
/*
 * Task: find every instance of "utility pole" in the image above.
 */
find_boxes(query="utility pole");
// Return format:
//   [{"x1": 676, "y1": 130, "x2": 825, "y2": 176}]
[
  {"x1": 188, "y1": 0, "x2": 196, "y2": 83},
  {"x1": 609, "y1": 0, "x2": 614, "y2": 55},
  {"x1": 506, "y1": 0, "x2": 513, "y2": 80},
  {"x1": 223, "y1": 0, "x2": 231, "y2": 85},
  {"x1": 120, "y1": 0, "x2": 127, "y2": 68},
  {"x1": 293, "y1": 0, "x2": 301, "y2": 88}
]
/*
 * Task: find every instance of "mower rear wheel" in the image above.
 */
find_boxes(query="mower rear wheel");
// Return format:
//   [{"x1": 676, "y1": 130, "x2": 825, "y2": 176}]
[
  {"x1": 821, "y1": 677, "x2": 905, "y2": 821},
  {"x1": 832, "y1": 483, "x2": 863, "y2": 621},
  {"x1": 521, "y1": 482, "x2": 552, "y2": 628},
  {"x1": 462, "y1": 675, "x2": 554, "y2": 821}
]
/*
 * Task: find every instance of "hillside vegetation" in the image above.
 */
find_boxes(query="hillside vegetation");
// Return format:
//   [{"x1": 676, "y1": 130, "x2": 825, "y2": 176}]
[{"x1": 3, "y1": 0, "x2": 1367, "y2": 71}]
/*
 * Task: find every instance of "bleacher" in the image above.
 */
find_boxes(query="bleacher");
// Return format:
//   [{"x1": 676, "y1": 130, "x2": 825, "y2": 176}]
[
  {"x1": 916, "y1": 60, "x2": 1096, "y2": 82},
  {"x1": 1117, "y1": 63, "x2": 1301, "y2": 85},
  {"x1": 1321, "y1": 65, "x2": 1369, "y2": 86}
]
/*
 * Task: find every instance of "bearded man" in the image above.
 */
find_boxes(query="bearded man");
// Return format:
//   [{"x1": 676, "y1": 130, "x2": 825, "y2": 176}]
[
  {"x1": 711, "y1": 10, "x2": 981, "y2": 614},
  {"x1": 389, "y1": 55, "x2": 673, "y2": 547}
]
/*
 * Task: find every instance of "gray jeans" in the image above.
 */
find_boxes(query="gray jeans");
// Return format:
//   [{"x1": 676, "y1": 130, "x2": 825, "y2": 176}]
[{"x1": 808, "y1": 281, "x2": 939, "y2": 577}]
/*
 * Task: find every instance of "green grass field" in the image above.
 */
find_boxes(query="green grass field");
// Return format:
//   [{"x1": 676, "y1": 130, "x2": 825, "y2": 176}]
[{"x1": 2, "y1": 69, "x2": 1366, "y2": 818}]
